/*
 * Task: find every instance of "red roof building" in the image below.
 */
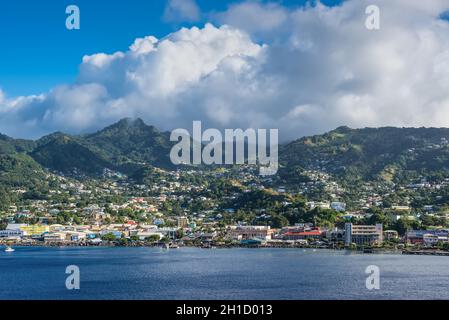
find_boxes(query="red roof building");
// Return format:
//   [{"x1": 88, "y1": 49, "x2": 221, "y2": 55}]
[{"x1": 283, "y1": 229, "x2": 323, "y2": 240}]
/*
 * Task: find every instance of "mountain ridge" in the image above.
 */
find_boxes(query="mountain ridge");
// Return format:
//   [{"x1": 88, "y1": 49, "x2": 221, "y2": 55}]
[
  {"x1": 280, "y1": 126, "x2": 449, "y2": 184},
  {"x1": 1, "y1": 119, "x2": 449, "y2": 183}
]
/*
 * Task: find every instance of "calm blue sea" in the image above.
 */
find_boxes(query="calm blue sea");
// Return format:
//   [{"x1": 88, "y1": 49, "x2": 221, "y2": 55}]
[{"x1": 0, "y1": 247, "x2": 448, "y2": 300}]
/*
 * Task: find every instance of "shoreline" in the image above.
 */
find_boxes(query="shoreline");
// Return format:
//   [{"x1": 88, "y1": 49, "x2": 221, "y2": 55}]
[
  {"x1": 3, "y1": 241, "x2": 448, "y2": 256},
  {"x1": 3, "y1": 243, "x2": 449, "y2": 256},
  {"x1": 0, "y1": 241, "x2": 401, "y2": 254}
]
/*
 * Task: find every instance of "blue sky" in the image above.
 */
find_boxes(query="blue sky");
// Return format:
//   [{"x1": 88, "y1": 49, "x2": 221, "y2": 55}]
[
  {"x1": 0, "y1": 0, "x2": 342, "y2": 96},
  {"x1": 1, "y1": 0, "x2": 448, "y2": 140}
]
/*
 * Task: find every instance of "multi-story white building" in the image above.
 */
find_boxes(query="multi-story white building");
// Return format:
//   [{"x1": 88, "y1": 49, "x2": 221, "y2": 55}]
[{"x1": 345, "y1": 223, "x2": 383, "y2": 246}]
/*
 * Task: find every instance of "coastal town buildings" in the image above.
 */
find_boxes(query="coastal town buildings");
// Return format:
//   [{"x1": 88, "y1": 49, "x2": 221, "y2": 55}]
[
  {"x1": 1, "y1": 165, "x2": 449, "y2": 251},
  {"x1": 406, "y1": 229, "x2": 449, "y2": 245}
]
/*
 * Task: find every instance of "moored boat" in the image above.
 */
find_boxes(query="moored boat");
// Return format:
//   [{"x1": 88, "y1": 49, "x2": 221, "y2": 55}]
[{"x1": 5, "y1": 246, "x2": 15, "y2": 253}]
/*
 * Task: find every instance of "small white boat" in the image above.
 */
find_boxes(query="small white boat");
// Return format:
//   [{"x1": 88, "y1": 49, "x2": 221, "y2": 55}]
[{"x1": 5, "y1": 246, "x2": 15, "y2": 253}]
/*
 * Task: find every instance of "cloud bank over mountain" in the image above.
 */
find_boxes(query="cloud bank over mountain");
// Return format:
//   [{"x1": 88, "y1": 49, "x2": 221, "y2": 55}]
[{"x1": 1, "y1": 0, "x2": 449, "y2": 141}]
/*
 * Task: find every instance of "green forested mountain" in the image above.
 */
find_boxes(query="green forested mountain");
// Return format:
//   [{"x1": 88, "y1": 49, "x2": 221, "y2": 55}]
[
  {"x1": 0, "y1": 153, "x2": 46, "y2": 187},
  {"x1": 0, "y1": 134, "x2": 35, "y2": 154},
  {"x1": 0, "y1": 151, "x2": 50, "y2": 209},
  {"x1": 26, "y1": 118, "x2": 174, "y2": 175},
  {"x1": 280, "y1": 126, "x2": 449, "y2": 184},
  {"x1": 82, "y1": 118, "x2": 173, "y2": 169},
  {"x1": 31, "y1": 133, "x2": 114, "y2": 175},
  {"x1": 2, "y1": 120, "x2": 449, "y2": 184},
  {"x1": 0, "y1": 133, "x2": 46, "y2": 190}
]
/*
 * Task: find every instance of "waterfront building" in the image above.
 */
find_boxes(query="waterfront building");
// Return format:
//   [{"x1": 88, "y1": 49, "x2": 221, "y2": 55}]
[
  {"x1": 384, "y1": 230, "x2": 399, "y2": 241},
  {"x1": 345, "y1": 223, "x2": 383, "y2": 246},
  {"x1": 423, "y1": 234, "x2": 449, "y2": 246},
  {"x1": 230, "y1": 226, "x2": 273, "y2": 240},
  {"x1": 0, "y1": 229, "x2": 24, "y2": 238},
  {"x1": 406, "y1": 229, "x2": 449, "y2": 244},
  {"x1": 157, "y1": 227, "x2": 178, "y2": 239},
  {"x1": 86, "y1": 232, "x2": 98, "y2": 239},
  {"x1": 326, "y1": 228, "x2": 345, "y2": 243},
  {"x1": 64, "y1": 231, "x2": 87, "y2": 242},
  {"x1": 99, "y1": 230, "x2": 123, "y2": 238},
  {"x1": 44, "y1": 233, "x2": 66, "y2": 243},
  {"x1": 282, "y1": 228, "x2": 322, "y2": 241},
  {"x1": 135, "y1": 231, "x2": 163, "y2": 241},
  {"x1": 15, "y1": 225, "x2": 50, "y2": 237}
]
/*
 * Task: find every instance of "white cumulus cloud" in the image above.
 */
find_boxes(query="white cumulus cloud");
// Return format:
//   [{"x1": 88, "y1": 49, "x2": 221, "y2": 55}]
[{"x1": 1, "y1": 0, "x2": 449, "y2": 141}]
